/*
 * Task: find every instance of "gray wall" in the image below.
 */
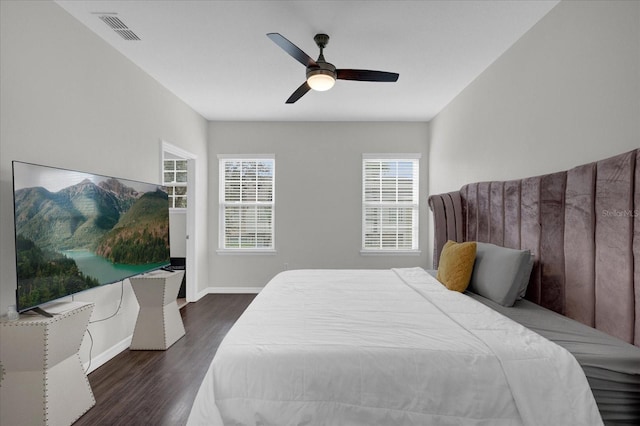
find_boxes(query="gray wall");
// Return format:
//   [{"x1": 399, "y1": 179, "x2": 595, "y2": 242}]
[
  {"x1": 208, "y1": 122, "x2": 430, "y2": 289},
  {"x1": 430, "y1": 0, "x2": 639, "y2": 193},
  {"x1": 0, "y1": 0, "x2": 208, "y2": 368},
  {"x1": 428, "y1": 0, "x2": 640, "y2": 263}
]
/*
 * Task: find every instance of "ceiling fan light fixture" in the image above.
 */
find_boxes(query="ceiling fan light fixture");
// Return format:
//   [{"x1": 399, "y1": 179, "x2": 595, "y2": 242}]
[{"x1": 306, "y1": 69, "x2": 335, "y2": 91}]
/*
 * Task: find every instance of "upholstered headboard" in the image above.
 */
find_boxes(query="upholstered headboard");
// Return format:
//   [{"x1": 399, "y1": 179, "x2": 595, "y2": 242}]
[{"x1": 429, "y1": 149, "x2": 639, "y2": 347}]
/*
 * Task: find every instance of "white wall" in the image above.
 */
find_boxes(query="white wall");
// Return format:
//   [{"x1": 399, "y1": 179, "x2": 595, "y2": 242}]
[
  {"x1": 208, "y1": 122, "x2": 430, "y2": 289},
  {"x1": 430, "y1": 0, "x2": 639, "y2": 194},
  {"x1": 0, "y1": 0, "x2": 208, "y2": 369},
  {"x1": 428, "y1": 0, "x2": 639, "y2": 262}
]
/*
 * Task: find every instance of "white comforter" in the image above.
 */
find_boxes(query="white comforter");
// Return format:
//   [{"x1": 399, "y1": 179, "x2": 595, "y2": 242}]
[{"x1": 188, "y1": 268, "x2": 602, "y2": 426}]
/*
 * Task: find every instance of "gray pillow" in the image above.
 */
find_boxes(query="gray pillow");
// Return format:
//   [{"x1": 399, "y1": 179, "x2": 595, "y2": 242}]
[{"x1": 468, "y1": 242, "x2": 534, "y2": 307}]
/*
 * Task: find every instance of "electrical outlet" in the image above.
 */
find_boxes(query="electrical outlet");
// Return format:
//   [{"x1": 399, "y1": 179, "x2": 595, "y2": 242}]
[{"x1": 284, "y1": 263, "x2": 289, "y2": 270}]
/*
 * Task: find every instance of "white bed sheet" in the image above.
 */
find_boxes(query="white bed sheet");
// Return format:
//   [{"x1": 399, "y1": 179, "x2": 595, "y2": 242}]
[{"x1": 188, "y1": 267, "x2": 602, "y2": 426}]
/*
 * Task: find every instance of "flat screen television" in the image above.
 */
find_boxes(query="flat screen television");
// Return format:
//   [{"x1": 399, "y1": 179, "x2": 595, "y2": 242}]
[{"x1": 12, "y1": 161, "x2": 171, "y2": 315}]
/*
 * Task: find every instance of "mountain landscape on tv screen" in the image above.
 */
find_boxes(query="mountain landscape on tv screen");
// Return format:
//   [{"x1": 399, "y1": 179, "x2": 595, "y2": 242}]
[{"x1": 14, "y1": 177, "x2": 169, "y2": 309}]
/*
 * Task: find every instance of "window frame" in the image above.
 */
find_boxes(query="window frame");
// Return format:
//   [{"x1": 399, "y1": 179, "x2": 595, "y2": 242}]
[
  {"x1": 217, "y1": 154, "x2": 276, "y2": 254},
  {"x1": 361, "y1": 153, "x2": 421, "y2": 256}
]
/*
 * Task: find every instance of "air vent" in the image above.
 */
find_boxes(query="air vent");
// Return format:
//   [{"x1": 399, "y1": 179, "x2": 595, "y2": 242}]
[
  {"x1": 99, "y1": 15, "x2": 127, "y2": 30},
  {"x1": 97, "y1": 14, "x2": 141, "y2": 41},
  {"x1": 115, "y1": 29, "x2": 141, "y2": 41}
]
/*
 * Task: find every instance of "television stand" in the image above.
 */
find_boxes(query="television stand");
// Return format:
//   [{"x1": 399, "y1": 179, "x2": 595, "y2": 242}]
[
  {"x1": 26, "y1": 306, "x2": 54, "y2": 318},
  {"x1": 130, "y1": 270, "x2": 185, "y2": 350},
  {"x1": 0, "y1": 302, "x2": 95, "y2": 425}
]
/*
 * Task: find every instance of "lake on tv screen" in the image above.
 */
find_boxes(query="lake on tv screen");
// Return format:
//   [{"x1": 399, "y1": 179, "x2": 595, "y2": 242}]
[{"x1": 63, "y1": 250, "x2": 167, "y2": 284}]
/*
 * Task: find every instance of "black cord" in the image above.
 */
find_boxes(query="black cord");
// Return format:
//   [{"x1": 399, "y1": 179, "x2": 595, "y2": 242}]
[
  {"x1": 75, "y1": 280, "x2": 126, "y2": 374},
  {"x1": 89, "y1": 279, "x2": 125, "y2": 324},
  {"x1": 84, "y1": 329, "x2": 94, "y2": 374}
]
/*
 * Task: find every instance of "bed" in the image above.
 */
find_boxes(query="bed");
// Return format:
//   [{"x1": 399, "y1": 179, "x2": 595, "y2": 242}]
[
  {"x1": 188, "y1": 149, "x2": 640, "y2": 425},
  {"x1": 465, "y1": 289, "x2": 640, "y2": 424},
  {"x1": 188, "y1": 268, "x2": 602, "y2": 425}
]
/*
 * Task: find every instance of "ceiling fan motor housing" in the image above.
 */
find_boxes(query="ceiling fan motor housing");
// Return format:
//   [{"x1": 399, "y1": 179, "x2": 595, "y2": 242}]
[
  {"x1": 308, "y1": 33, "x2": 335, "y2": 81},
  {"x1": 306, "y1": 61, "x2": 336, "y2": 80}
]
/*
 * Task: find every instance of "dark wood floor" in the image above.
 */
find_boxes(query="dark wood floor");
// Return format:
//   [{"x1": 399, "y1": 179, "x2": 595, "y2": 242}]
[{"x1": 75, "y1": 294, "x2": 256, "y2": 426}]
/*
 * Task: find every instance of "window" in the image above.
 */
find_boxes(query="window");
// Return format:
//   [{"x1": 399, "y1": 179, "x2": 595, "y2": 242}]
[
  {"x1": 219, "y1": 155, "x2": 275, "y2": 251},
  {"x1": 362, "y1": 154, "x2": 420, "y2": 253},
  {"x1": 163, "y1": 159, "x2": 188, "y2": 208}
]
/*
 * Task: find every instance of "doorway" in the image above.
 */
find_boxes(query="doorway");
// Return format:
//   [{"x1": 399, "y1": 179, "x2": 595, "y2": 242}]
[{"x1": 162, "y1": 140, "x2": 197, "y2": 304}]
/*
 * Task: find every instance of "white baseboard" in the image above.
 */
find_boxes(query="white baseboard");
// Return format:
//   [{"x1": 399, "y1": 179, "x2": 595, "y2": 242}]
[{"x1": 84, "y1": 335, "x2": 132, "y2": 374}]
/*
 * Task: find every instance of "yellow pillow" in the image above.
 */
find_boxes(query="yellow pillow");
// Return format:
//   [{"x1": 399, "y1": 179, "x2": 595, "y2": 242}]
[{"x1": 437, "y1": 240, "x2": 477, "y2": 292}]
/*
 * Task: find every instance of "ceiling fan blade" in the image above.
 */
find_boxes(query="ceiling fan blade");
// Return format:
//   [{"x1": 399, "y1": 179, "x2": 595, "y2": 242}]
[
  {"x1": 336, "y1": 69, "x2": 399, "y2": 82},
  {"x1": 267, "y1": 33, "x2": 317, "y2": 68},
  {"x1": 286, "y1": 82, "x2": 311, "y2": 104}
]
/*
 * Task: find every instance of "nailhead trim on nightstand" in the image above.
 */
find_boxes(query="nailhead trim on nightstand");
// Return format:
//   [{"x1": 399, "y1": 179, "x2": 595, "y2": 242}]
[{"x1": 1, "y1": 303, "x2": 95, "y2": 425}]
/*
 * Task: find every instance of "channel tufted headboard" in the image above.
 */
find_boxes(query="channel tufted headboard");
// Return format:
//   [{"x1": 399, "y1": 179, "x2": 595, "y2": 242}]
[{"x1": 428, "y1": 149, "x2": 639, "y2": 347}]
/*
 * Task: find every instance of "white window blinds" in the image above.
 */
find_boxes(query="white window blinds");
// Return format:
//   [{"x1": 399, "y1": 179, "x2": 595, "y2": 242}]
[
  {"x1": 362, "y1": 155, "x2": 419, "y2": 251},
  {"x1": 219, "y1": 156, "x2": 275, "y2": 250}
]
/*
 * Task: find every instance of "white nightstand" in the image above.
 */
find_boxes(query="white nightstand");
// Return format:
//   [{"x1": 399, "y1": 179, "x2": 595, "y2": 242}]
[
  {"x1": 0, "y1": 302, "x2": 95, "y2": 426},
  {"x1": 129, "y1": 270, "x2": 186, "y2": 350}
]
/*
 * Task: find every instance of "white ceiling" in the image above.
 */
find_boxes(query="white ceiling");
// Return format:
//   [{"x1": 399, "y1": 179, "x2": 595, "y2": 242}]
[{"x1": 55, "y1": 0, "x2": 559, "y2": 122}]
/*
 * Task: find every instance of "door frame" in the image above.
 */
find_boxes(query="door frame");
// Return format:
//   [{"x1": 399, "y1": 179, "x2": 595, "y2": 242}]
[{"x1": 161, "y1": 140, "x2": 198, "y2": 303}]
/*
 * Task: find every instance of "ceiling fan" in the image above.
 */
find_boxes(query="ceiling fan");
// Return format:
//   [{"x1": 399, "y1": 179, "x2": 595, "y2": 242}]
[{"x1": 267, "y1": 32, "x2": 399, "y2": 104}]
